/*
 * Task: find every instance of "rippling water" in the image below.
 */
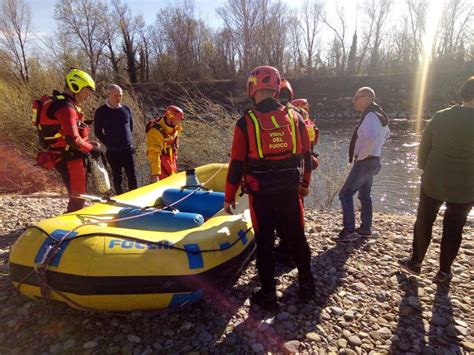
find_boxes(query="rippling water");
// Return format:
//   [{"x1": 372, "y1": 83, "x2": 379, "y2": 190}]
[{"x1": 307, "y1": 117, "x2": 425, "y2": 215}]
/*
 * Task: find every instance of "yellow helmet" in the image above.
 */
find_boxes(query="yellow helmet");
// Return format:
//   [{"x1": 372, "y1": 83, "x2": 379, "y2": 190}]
[{"x1": 65, "y1": 69, "x2": 96, "y2": 93}]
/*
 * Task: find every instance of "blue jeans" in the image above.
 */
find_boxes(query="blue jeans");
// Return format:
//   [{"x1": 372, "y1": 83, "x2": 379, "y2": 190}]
[{"x1": 339, "y1": 157, "x2": 381, "y2": 231}]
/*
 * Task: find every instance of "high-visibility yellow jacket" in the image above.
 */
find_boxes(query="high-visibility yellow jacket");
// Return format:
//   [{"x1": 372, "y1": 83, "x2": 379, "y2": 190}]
[{"x1": 146, "y1": 118, "x2": 183, "y2": 176}]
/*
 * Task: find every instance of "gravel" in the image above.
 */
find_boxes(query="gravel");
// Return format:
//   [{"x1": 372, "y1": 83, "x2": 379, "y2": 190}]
[{"x1": 0, "y1": 194, "x2": 473, "y2": 354}]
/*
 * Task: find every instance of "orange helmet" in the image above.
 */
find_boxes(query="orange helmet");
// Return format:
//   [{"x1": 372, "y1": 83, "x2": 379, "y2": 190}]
[
  {"x1": 247, "y1": 66, "x2": 281, "y2": 98},
  {"x1": 164, "y1": 105, "x2": 184, "y2": 121},
  {"x1": 279, "y1": 79, "x2": 293, "y2": 102},
  {"x1": 291, "y1": 98, "x2": 309, "y2": 112}
]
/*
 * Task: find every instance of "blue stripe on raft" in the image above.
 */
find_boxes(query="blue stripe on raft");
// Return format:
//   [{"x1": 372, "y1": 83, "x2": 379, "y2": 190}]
[
  {"x1": 184, "y1": 244, "x2": 203, "y2": 269},
  {"x1": 237, "y1": 229, "x2": 248, "y2": 245},
  {"x1": 220, "y1": 242, "x2": 231, "y2": 250},
  {"x1": 34, "y1": 229, "x2": 78, "y2": 267},
  {"x1": 170, "y1": 289, "x2": 204, "y2": 307}
]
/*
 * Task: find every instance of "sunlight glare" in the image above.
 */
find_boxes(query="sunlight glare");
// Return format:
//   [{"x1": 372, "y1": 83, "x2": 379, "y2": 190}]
[{"x1": 413, "y1": 1, "x2": 444, "y2": 136}]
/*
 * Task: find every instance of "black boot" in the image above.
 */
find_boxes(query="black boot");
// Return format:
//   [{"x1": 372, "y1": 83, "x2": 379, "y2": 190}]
[
  {"x1": 298, "y1": 274, "x2": 315, "y2": 301},
  {"x1": 274, "y1": 243, "x2": 296, "y2": 268},
  {"x1": 251, "y1": 288, "x2": 279, "y2": 312}
]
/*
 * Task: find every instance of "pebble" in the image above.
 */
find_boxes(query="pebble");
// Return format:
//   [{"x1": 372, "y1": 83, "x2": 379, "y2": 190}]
[
  {"x1": 348, "y1": 335, "x2": 362, "y2": 346},
  {"x1": 82, "y1": 341, "x2": 98, "y2": 350},
  {"x1": 62, "y1": 339, "x2": 76, "y2": 350},
  {"x1": 282, "y1": 340, "x2": 300, "y2": 353},
  {"x1": 198, "y1": 331, "x2": 213, "y2": 343},
  {"x1": 462, "y1": 341, "x2": 474, "y2": 351},
  {"x1": 49, "y1": 343, "x2": 62, "y2": 354},
  {"x1": 251, "y1": 343, "x2": 264, "y2": 352},
  {"x1": 127, "y1": 334, "x2": 142, "y2": 343},
  {"x1": 0, "y1": 195, "x2": 472, "y2": 354},
  {"x1": 305, "y1": 332, "x2": 321, "y2": 342},
  {"x1": 338, "y1": 338, "x2": 348, "y2": 348}
]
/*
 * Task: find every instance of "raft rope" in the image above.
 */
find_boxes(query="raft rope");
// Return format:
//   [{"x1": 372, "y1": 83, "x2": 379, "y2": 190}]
[{"x1": 15, "y1": 165, "x2": 254, "y2": 311}]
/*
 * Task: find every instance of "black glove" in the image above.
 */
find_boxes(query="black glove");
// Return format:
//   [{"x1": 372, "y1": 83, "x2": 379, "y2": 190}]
[{"x1": 90, "y1": 146, "x2": 103, "y2": 159}]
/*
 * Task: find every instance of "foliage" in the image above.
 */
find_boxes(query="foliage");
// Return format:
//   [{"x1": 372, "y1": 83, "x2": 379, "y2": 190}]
[{"x1": 306, "y1": 143, "x2": 351, "y2": 209}]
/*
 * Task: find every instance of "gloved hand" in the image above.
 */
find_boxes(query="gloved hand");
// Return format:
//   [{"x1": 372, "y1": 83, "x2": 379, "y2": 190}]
[
  {"x1": 90, "y1": 145, "x2": 104, "y2": 159},
  {"x1": 312, "y1": 154, "x2": 319, "y2": 170},
  {"x1": 299, "y1": 184, "x2": 310, "y2": 197},
  {"x1": 224, "y1": 200, "x2": 236, "y2": 215}
]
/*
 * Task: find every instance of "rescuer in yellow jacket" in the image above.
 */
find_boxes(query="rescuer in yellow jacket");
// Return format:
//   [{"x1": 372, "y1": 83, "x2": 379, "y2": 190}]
[{"x1": 146, "y1": 105, "x2": 184, "y2": 182}]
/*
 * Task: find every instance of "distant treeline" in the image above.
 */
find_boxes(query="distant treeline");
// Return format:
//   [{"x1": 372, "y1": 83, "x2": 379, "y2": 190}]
[
  {"x1": 134, "y1": 68, "x2": 472, "y2": 118},
  {"x1": 0, "y1": 0, "x2": 473, "y2": 86}
]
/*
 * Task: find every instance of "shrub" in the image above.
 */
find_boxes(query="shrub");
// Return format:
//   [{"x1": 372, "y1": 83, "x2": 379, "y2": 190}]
[{"x1": 306, "y1": 143, "x2": 351, "y2": 209}]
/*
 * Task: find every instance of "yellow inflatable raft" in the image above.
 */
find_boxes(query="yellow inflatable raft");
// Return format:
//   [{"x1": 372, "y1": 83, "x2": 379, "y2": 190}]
[{"x1": 9, "y1": 164, "x2": 255, "y2": 311}]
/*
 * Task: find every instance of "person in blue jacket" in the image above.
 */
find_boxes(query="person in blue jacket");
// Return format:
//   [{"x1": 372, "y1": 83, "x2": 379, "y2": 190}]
[{"x1": 94, "y1": 84, "x2": 138, "y2": 194}]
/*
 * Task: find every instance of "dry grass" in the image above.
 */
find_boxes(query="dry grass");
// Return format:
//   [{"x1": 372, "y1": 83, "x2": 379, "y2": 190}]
[
  {"x1": 138, "y1": 84, "x2": 238, "y2": 183},
  {"x1": 0, "y1": 71, "x2": 347, "y2": 203},
  {"x1": 306, "y1": 143, "x2": 351, "y2": 209},
  {"x1": 0, "y1": 142, "x2": 62, "y2": 194},
  {"x1": 175, "y1": 86, "x2": 237, "y2": 168}
]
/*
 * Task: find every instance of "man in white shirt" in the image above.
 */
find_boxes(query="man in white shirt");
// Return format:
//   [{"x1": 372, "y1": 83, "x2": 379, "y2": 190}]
[{"x1": 338, "y1": 87, "x2": 390, "y2": 238}]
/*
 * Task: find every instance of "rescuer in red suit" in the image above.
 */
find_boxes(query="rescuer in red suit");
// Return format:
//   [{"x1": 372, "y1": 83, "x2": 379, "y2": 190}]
[{"x1": 224, "y1": 66, "x2": 315, "y2": 311}]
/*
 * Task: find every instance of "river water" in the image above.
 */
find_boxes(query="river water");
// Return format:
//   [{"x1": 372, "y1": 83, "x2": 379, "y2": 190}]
[{"x1": 308, "y1": 117, "x2": 426, "y2": 215}]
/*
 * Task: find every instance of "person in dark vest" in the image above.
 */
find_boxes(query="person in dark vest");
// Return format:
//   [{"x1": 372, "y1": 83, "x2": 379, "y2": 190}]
[
  {"x1": 274, "y1": 82, "x2": 321, "y2": 267},
  {"x1": 338, "y1": 87, "x2": 390, "y2": 239},
  {"x1": 94, "y1": 84, "x2": 137, "y2": 194},
  {"x1": 145, "y1": 105, "x2": 184, "y2": 182},
  {"x1": 36, "y1": 69, "x2": 102, "y2": 213},
  {"x1": 224, "y1": 66, "x2": 315, "y2": 311},
  {"x1": 399, "y1": 76, "x2": 474, "y2": 283}
]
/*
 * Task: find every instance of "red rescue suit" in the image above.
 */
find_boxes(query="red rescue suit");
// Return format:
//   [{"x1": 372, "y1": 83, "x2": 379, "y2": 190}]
[
  {"x1": 291, "y1": 105, "x2": 319, "y2": 170},
  {"x1": 39, "y1": 92, "x2": 94, "y2": 212},
  {"x1": 224, "y1": 98, "x2": 313, "y2": 293}
]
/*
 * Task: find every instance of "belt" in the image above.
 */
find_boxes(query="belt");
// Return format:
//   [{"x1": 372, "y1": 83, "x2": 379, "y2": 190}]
[{"x1": 356, "y1": 155, "x2": 379, "y2": 162}]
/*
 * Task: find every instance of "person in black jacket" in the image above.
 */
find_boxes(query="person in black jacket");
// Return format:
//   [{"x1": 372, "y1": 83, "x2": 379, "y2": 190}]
[{"x1": 94, "y1": 84, "x2": 138, "y2": 194}]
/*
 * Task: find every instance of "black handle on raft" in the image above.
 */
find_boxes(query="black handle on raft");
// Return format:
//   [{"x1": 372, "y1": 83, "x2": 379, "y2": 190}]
[{"x1": 180, "y1": 185, "x2": 211, "y2": 191}]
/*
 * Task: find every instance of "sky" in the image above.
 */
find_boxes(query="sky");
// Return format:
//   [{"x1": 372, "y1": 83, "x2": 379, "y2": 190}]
[
  {"x1": 30, "y1": 0, "x2": 360, "y2": 36},
  {"x1": 31, "y1": 0, "x2": 227, "y2": 34},
  {"x1": 28, "y1": 0, "x2": 413, "y2": 54}
]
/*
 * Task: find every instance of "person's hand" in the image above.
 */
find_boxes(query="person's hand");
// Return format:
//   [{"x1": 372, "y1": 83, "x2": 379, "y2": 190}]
[
  {"x1": 224, "y1": 201, "x2": 235, "y2": 215},
  {"x1": 90, "y1": 141, "x2": 101, "y2": 148},
  {"x1": 299, "y1": 184, "x2": 309, "y2": 197},
  {"x1": 151, "y1": 175, "x2": 160, "y2": 183},
  {"x1": 90, "y1": 145, "x2": 103, "y2": 159},
  {"x1": 311, "y1": 155, "x2": 319, "y2": 170}
]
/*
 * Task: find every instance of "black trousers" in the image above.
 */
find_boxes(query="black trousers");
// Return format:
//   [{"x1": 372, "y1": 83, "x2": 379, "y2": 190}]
[
  {"x1": 106, "y1": 149, "x2": 138, "y2": 194},
  {"x1": 412, "y1": 189, "x2": 472, "y2": 272},
  {"x1": 249, "y1": 190, "x2": 313, "y2": 293}
]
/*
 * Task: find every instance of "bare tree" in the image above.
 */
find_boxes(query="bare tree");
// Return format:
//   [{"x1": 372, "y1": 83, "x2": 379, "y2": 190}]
[
  {"x1": 286, "y1": 12, "x2": 304, "y2": 73},
  {"x1": 257, "y1": 0, "x2": 289, "y2": 69},
  {"x1": 346, "y1": 29, "x2": 358, "y2": 75},
  {"x1": 111, "y1": 0, "x2": 145, "y2": 84},
  {"x1": 435, "y1": 0, "x2": 473, "y2": 57},
  {"x1": 300, "y1": 0, "x2": 324, "y2": 72},
  {"x1": 361, "y1": 0, "x2": 393, "y2": 74},
  {"x1": 0, "y1": 0, "x2": 32, "y2": 82},
  {"x1": 217, "y1": 0, "x2": 265, "y2": 74},
  {"x1": 320, "y1": 2, "x2": 348, "y2": 76},
  {"x1": 54, "y1": 0, "x2": 108, "y2": 78},
  {"x1": 155, "y1": 1, "x2": 212, "y2": 80},
  {"x1": 405, "y1": 0, "x2": 427, "y2": 63},
  {"x1": 138, "y1": 25, "x2": 153, "y2": 82},
  {"x1": 99, "y1": 3, "x2": 122, "y2": 76},
  {"x1": 212, "y1": 28, "x2": 237, "y2": 78}
]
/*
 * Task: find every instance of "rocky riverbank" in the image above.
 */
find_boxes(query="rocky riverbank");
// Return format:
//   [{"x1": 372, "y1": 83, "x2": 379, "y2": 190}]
[{"x1": 0, "y1": 194, "x2": 472, "y2": 354}]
